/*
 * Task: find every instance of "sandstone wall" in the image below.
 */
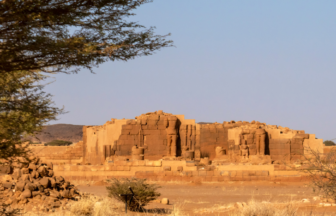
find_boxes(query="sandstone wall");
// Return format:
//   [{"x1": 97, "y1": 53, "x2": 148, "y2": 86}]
[
  {"x1": 53, "y1": 162, "x2": 310, "y2": 183},
  {"x1": 29, "y1": 142, "x2": 83, "y2": 164},
  {"x1": 78, "y1": 111, "x2": 324, "y2": 165},
  {"x1": 83, "y1": 119, "x2": 129, "y2": 165}
]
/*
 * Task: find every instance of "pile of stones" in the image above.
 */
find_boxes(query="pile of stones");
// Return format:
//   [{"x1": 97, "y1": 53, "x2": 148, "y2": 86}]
[{"x1": 0, "y1": 159, "x2": 81, "y2": 212}]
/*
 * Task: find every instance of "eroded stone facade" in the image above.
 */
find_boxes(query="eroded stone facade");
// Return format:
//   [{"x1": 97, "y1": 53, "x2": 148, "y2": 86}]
[{"x1": 81, "y1": 111, "x2": 323, "y2": 165}]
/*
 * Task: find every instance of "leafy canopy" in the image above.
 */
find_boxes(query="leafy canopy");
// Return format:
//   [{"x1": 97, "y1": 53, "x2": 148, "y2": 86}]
[
  {"x1": 0, "y1": 72, "x2": 62, "y2": 163},
  {"x1": 0, "y1": 0, "x2": 172, "y2": 74},
  {"x1": 0, "y1": 0, "x2": 172, "y2": 162}
]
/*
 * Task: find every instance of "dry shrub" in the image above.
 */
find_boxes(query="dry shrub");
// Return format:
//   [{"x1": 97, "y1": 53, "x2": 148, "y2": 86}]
[
  {"x1": 229, "y1": 199, "x2": 298, "y2": 216},
  {"x1": 70, "y1": 198, "x2": 94, "y2": 216},
  {"x1": 106, "y1": 178, "x2": 161, "y2": 211}
]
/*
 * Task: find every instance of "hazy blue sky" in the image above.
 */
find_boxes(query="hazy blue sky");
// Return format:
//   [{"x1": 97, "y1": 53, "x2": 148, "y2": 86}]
[{"x1": 45, "y1": 0, "x2": 336, "y2": 141}]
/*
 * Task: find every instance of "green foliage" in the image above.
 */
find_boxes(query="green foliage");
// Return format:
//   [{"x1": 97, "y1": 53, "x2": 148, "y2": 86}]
[
  {"x1": 106, "y1": 178, "x2": 161, "y2": 211},
  {"x1": 0, "y1": 72, "x2": 62, "y2": 163},
  {"x1": 0, "y1": 0, "x2": 172, "y2": 162},
  {"x1": 0, "y1": 0, "x2": 173, "y2": 75},
  {"x1": 324, "y1": 140, "x2": 336, "y2": 146},
  {"x1": 45, "y1": 140, "x2": 72, "y2": 146}
]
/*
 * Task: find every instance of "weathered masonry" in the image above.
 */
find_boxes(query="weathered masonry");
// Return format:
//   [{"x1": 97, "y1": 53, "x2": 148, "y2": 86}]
[{"x1": 82, "y1": 110, "x2": 323, "y2": 165}]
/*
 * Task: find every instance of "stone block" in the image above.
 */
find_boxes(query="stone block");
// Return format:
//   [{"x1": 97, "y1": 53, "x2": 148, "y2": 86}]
[
  {"x1": 70, "y1": 166, "x2": 78, "y2": 171},
  {"x1": 186, "y1": 161, "x2": 196, "y2": 167},
  {"x1": 192, "y1": 171, "x2": 199, "y2": 176},
  {"x1": 214, "y1": 170, "x2": 221, "y2": 176},
  {"x1": 207, "y1": 171, "x2": 214, "y2": 176},
  {"x1": 147, "y1": 125, "x2": 158, "y2": 130},
  {"x1": 117, "y1": 166, "x2": 124, "y2": 171},
  {"x1": 221, "y1": 171, "x2": 229, "y2": 176},
  {"x1": 261, "y1": 171, "x2": 269, "y2": 176},
  {"x1": 212, "y1": 177, "x2": 219, "y2": 182},
  {"x1": 199, "y1": 171, "x2": 207, "y2": 176},
  {"x1": 205, "y1": 176, "x2": 212, "y2": 182},
  {"x1": 236, "y1": 171, "x2": 243, "y2": 177},
  {"x1": 248, "y1": 171, "x2": 256, "y2": 176},
  {"x1": 177, "y1": 166, "x2": 183, "y2": 172},
  {"x1": 115, "y1": 161, "x2": 127, "y2": 166},
  {"x1": 138, "y1": 161, "x2": 146, "y2": 166},
  {"x1": 123, "y1": 166, "x2": 131, "y2": 171},
  {"x1": 153, "y1": 160, "x2": 162, "y2": 167},
  {"x1": 173, "y1": 171, "x2": 181, "y2": 176},
  {"x1": 163, "y1": 166, "x2": 171, "y2": 171},
  {"x1": 164, "y1": 171, "x2": 172, "y2": 176},
  {"x1": 230, "y1": 171, "x2": 237, "y2": 177},
  {"x1": 154, "y1": 171, "x2": 165, "y2": 176},
  {"x1": 146, "y1": 171, "x2": 155, "y2": 176}
]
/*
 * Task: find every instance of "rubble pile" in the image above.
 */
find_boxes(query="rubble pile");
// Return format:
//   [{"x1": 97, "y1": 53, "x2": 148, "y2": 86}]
[{"x1": 0, "y1": 158, "x2": 81, "y2": 212}]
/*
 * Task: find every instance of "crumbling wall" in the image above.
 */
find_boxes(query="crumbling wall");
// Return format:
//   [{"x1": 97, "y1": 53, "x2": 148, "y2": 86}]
[
  {"x1": 79, "y1": 111, "x2": 324, "y2": 165},
  {"x1": 199, "y1": 123, "x2": 229, "y2": 160},
  {"x1": 29, "y1": 142, "x2": 83, "y2": 164},
  {"x1": 83, "y1": 119, "x2": 129, "y2": 165}
]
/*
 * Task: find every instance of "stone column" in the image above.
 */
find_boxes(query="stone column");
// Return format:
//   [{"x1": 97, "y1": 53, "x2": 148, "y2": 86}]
[{"x1": 256, "y1": 129, "x2": 266, "y2": 155}]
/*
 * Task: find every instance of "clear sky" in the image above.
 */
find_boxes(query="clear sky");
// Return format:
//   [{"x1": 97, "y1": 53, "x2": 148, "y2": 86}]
[{"x1": 45, "y1": 0, "x2": 336, "y2": 141}]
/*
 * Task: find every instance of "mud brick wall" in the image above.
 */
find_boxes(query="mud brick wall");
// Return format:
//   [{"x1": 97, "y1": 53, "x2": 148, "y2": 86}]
[
  {"x1": 199, "y1": 124, "x2": 229, "y2": 160},
  {"x1": 269, "y1": 139, "x2": 291, "y2": 161}
]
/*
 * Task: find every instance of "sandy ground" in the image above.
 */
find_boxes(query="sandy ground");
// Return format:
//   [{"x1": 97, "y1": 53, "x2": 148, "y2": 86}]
[{"x1": 76, "y1": 181, "x2": 336, "y2": 216}]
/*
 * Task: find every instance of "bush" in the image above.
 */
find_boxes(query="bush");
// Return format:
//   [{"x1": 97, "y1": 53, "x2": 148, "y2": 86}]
[
  {"x1": 45, "y1": 140, "x2": 72, "y2": 146},
  {"x1": 324, "y1": 140, "x2": 336, "y2": 146},
  {"x1": 106, "y1": 178, "x2": 161, "y2": 211},
  {"x1": 302, "y1": 147, "x2": 336, "y2": 202}
]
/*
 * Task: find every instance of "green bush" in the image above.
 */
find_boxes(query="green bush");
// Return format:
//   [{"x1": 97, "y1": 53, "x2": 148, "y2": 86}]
[
  {"x1": 106, "y1": 178, "x2": 161, "y2": 211},
  {"x1": 324, "y1": 140, "x2": 336, "y2": 146},
  {"x1": 44, "y1": 140, "x2": 72, "y2": 146}
]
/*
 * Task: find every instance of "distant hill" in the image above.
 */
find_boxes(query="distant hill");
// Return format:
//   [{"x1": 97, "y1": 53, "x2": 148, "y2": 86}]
[{"x1": 28, "y1": 124, "x2": 84, "y2": 143}]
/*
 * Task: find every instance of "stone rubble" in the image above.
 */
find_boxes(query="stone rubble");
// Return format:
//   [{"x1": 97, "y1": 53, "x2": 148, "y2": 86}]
[{"x1": 0, "y1": 157, "x2": 82, "y2": 212}]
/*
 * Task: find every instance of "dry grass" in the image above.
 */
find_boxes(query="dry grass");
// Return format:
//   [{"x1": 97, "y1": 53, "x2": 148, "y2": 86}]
[
  {"x1": 70, "y1": 198, "x2": 95, "y2": 216},
  {"x1": 228, "y1": 199, "x2": 331, "y2": 216}
]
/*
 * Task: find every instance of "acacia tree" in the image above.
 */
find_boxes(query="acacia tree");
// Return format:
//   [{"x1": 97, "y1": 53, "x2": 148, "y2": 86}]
[
  {"x1": 0, "y1": 0, "x2": 172, "y2": 74},
  {"x1": 0, "y1": 72, "x2": 61, "y2": 163},
  {"x1": 0, "y1": 0, "x2": 172, "y2": 161}
]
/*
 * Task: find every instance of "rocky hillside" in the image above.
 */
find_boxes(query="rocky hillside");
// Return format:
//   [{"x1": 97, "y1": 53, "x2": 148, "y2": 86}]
[{"x1": 29, "y1": 124, "x2": 84, "y2": 143}]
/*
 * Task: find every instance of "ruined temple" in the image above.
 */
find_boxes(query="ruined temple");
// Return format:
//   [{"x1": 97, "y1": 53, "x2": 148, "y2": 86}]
[{"x1": 81, "y1": 110, "x2": 323, "y2": 165}]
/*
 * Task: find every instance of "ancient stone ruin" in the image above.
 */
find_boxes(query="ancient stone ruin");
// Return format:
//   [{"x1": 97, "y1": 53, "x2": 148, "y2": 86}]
[
  {"x1": 81, "y1": 110, "x2": 322, "y2": 164},
  {"x1": 28, "y1": 110, "x2": 324, "y2": 183}
]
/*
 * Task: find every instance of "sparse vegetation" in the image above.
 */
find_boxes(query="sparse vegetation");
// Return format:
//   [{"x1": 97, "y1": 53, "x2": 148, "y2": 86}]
[
  {"x1": 324, "y1": 140, "x2": 336, "y2": 146},
  {"x1": 229, "y1": 200, "x2": 298, "y2": 216},
  {"x1": 45, "y1": 140, "x2": 72, "y2": 146},
  {"x1": 106, "y1": 178, "x2": 161, "y2": 211},
  {"x1": 70, "y1": 198, "x2": 94, "y2": 216},
  {"x1": 302, "y1": 147, "x2": 336, "y2": 202}
]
